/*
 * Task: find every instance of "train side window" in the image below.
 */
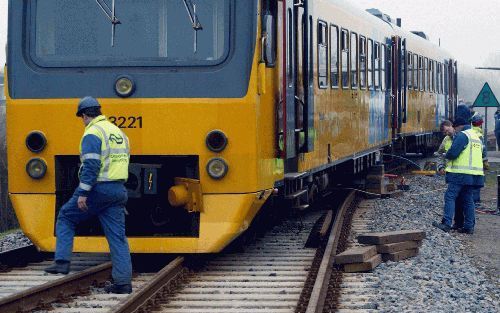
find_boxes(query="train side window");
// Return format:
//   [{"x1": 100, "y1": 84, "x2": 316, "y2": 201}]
[
  {"x1": 350, "y1": 32, "x2": 358, "y2": 89},
  {"x1": 443, "y1": 63, "x2": 447, "y2": 94},
  {"x1": 439, "y1": 63, "x2": 444, "y2": 94},
  {"x1": 440, "y1": 63, "x2": 444, "y2": 94},
  {"x1": 317, "y1": 20, "x2": 328, "y2": 89},
  {"x1": 287, "y1": 8, "x2": 293, "y2": 86},
  {"x1": 374, "y1": 42, "x2": 380, "y2": 90},
  {"x1": 430, "y1": 60, "x2": 435, "y2": 93},
  {"x1": 429, "y1": 60, "x2": 433, "y2": 92},
  {"x1": 428, "y1": 59, "x2": 431, "y2": 92},
  {"x1": 434, "y1": 61, "x2": 440, "y2": 94},
  {"x1": 434, "y1": 61, "x2": 438, "y2": 93},
  {"x1": 341, "y1": 29, "x2": 349, "y2": 89},
  {"x1": 368, "y1": 39, "x2": 373, "y2": 89},
  {"x1": 380, "y1": 44, "x2": 386, "y2": 91},
  {"x1": 436, "y1": 61, "x2": 440, "y2": 93},
  {"x1": 330, "y1": 25, "x2": 339, "y2": 88},
  {"x1": 430, "y1": 59, "x2": 434, "y2": 92},
  {"x1": 408, "y1": 52, "x2": 413, "y2": 89},
  {"x1": 444, "y1": 61, "x2": 449, "y2": 94},
  {"x1": 418, "y1": 56, "x2": 423, "y2": 91},
  {"x1": 413, "y1": 54, "x2": 418, "y2": 91},
  {"x1": 359, "y1": 36, "x2": 367, "y2": 89},
  {"x1": 424, "y1": 57, "x2": 428, "y2": 91}
]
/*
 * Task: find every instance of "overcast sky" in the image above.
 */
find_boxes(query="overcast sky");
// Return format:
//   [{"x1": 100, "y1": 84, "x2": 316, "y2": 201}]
[
  {"x1": 0, "y1": 1, "x2": 499, "y2": 69},
  {"x1": 0, "y1": 0, "x2": 6, "y2": 71},
  {"x1": 353, "y1": 0, "x2": 500, "y2": 67}
]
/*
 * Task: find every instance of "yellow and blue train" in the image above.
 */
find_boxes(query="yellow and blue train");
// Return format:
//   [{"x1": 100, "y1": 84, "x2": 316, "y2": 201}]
[{"x1": 5, "y1": 0, "x2": 457, "y2": 253}]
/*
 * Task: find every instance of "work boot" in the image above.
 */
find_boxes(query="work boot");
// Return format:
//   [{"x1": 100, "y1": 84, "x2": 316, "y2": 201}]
[
  {"x1": 432, "y1": 221, "x2": 451, "y2": 233},
  {"x1": 451, "y1": 224, "x2": 463, "y2": 230},
  {"x1": 44, "y1": 260, "x2": 70, "y2": 274},
  {"x1": 104, "y1": 283, "x2": 132, "y2": 294},
  {"x1": 458, "y1": 228, "x2": 474, "y2": 235}
]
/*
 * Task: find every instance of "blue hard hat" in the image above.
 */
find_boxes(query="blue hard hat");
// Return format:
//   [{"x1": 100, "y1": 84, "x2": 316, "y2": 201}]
[
  {"x1": 76, "y1": 96, "x2": 101, "y2": 117},
  {"x1": 453, "y1": 105, "x2": 471, "y2": 127},
  {"x1": 471, "y1": 113, "x2": 483, "y2": 123}
]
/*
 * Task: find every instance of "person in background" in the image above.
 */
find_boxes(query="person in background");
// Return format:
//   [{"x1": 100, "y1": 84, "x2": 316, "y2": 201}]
[
  {"x1": 471, "y1": 113, "x2": 484, "y2": 138},
  {"x1": 495, "y1": 109, "x2": 500, "y2": 150},
  {"x1": 470, "y1": 114, "x2": 489, "y2": 209},
  {"x1": 433, "y1": 105, "x2": 484, "y2": 234},
  {"x1": 436, "y1": 120, "x2": 463, "y2": 229},
  {"x1": 437, "y1": 120, "x2": 454, "y2": 174}
]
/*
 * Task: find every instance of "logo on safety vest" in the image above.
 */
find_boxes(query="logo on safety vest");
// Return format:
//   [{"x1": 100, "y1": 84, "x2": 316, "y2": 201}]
[{"x1": 109, "y1": 133, "x2": 124, "y2": 144}]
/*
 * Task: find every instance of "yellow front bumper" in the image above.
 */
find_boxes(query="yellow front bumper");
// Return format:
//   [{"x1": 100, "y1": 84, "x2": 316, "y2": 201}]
[{"x1": 11, "y1": 190, "x2": 272, "y2": 253}]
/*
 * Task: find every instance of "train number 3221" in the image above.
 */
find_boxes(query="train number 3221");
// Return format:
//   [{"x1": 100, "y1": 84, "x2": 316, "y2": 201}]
[{"x1": 109, "y1": 116, "x2": 143, "y2": 129}]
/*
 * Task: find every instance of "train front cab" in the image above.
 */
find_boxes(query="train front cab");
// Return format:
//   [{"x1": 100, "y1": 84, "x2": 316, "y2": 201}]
[{"x1": 6, "y1": 0, "x2": 281, "y2": 254}]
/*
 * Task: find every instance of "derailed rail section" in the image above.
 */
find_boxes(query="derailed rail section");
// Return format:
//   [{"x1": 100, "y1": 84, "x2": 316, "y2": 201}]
[{"x1": 304, "y1": 191, "x2": 357, "y2": 313}]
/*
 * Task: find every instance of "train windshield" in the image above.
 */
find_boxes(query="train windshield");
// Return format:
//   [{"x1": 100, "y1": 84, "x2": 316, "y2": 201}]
[{"x1": 31, "y1": 0, "x2": 229, "y2": 67}]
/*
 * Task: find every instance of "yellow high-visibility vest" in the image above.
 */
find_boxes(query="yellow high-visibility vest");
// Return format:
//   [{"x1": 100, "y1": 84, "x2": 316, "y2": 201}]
[
  {"x1": 79, "y1": 115, "x2": 130, "y2": 182},
  {"x1": 442, "y1": 136, "x2": 452, "y2": 152},
  {"x1": 472, "y1": 126, "x2": 484, "y2": 139},
  {"x1": 445, "y1": 129, "x2": 483, "y2": 176}
]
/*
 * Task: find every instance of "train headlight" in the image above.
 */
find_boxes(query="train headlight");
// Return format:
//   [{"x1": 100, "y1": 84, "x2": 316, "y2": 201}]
[
  {"x1": 206, "y1": 158, "x2": 228, "y2": 180},
  {"x1": 206, "y1": 130, "x2": 228, "y2": 152},
  {"x1": 25, "y1": 131, "x2": 47, "y2": 153},
  {"x1": 115, "y1": 76, "x2": 135, "y2": 97},
  {"x1": 26, "y1": 158, "x2": 47, "y2": 180}
]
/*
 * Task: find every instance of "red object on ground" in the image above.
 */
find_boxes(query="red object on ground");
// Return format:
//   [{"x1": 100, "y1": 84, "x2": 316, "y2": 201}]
[{"x1": 384, "y1": 174, "x2": 399, "y2": 178}]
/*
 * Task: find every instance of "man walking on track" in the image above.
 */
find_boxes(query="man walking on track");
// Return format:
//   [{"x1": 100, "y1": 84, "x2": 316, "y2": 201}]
[
  {"x1": 44, "y1": 96, "x2": 133, "y2": 294},
  {"x1": 433, "y1": 105, "x2": 484, "y2": 235}
]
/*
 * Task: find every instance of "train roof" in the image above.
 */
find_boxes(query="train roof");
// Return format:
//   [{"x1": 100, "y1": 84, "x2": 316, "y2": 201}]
[{"x1": 327, "y1": 0, "x2": 452, "y2": 59}]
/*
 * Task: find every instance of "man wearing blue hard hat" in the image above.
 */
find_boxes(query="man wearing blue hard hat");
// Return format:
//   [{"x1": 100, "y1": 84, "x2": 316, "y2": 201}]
[
  {"x1": 44, "y1": 96, "x2": 133, "y2": 294},
  {"x1": 470, "y1": 113, "x2": 488, "y2": 208},
  {"x1": 433, "y1": 105, "x2": 484, "y2": 234}
]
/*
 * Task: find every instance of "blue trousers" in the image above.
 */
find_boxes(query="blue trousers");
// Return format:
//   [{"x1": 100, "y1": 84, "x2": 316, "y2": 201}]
[
  {"x1": 443, "y1": 183, "x2": 475, "y2": 230},
  {"x1": 472, "y1": 187, "x2": 481, "y2": 204},
  {"x1": 55, "y1": 182, "x2": 132, "y2": 285},
  {"x1": 453, "y1": 190, "x2": 465, "y2": 228}
]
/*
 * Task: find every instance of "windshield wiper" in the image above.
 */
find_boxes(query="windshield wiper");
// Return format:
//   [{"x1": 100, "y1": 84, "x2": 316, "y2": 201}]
[
  {"x1": 95, "y1": 0, "x2": 121, "y2": 47},
  {"x1": 182, "y1": 0, "x2": 203, "y2": 30},
  {"x1": 182, "y1": 0, "x2": 203, "y2": 53}
]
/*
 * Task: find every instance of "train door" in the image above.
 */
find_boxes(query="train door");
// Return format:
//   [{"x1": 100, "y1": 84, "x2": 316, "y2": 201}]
[
  {"x1": 390, "y1": 36, "x2": 403, "y2": 138},
  {"x1": 443, "y1": 60, "x2": 453, "y2": 121},
  {"x1": 402, "y1": 38, "x2": 408, "y2": 123},
  {"x1": 283, "y1": 0, "x2": 313, "y2": 172},
  {"x1": 453, "y1": 60, "x2": 458, "y2": 108},
  {"x1": 446, "y1": 59, "x2": 457, "y2": 119}
]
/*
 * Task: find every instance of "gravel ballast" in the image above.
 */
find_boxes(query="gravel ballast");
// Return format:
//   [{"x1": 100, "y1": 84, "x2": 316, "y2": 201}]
[
  {"x1": 350, "y1": 175, "x2": 499, "y2": 313},
  {"x1": 0, "y1": 230, "x2": 32, "y2": 253}
]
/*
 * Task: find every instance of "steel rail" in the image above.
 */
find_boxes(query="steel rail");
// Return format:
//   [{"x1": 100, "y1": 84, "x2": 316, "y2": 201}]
[
  {"x1": 0, "y1": 261, "x2": 112, "y2": 313},
  {"x1": 305, "y1": 190, "x2": 357, "y2": 313},
  {"x1": 111, "y1": 256, "x2": 185, "y2": 313}
]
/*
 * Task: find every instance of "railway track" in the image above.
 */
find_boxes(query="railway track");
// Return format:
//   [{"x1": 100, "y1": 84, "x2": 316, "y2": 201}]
[
  {"x1": 322, "y1": 199, "x2": 381, "y2": 313},
  {"x1": 0, "y1": 248, "x2": 112, "y2": 313},
  {"x1": 1, "y1": 191, "x2": 377, "y2": 313}
]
